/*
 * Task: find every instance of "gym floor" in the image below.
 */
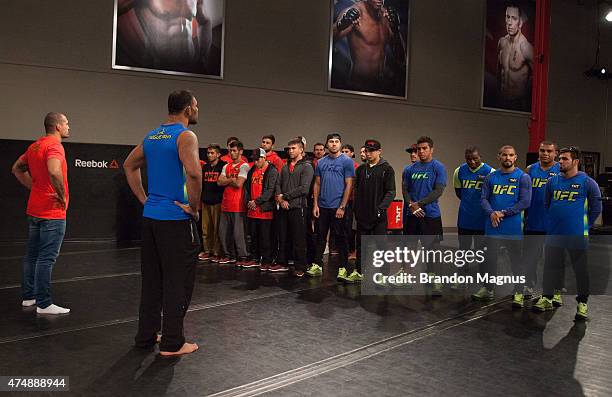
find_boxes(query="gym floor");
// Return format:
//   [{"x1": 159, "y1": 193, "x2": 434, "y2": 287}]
[{"x1": 1, "y1": 240, "x2": 611, "y2": 396}]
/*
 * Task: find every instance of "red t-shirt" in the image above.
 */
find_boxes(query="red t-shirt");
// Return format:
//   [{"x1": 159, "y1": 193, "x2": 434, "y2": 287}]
[
  {"x1": 221, "y1": 160, "x2": 249, "y2": 212},
  {"x1": 20, "y1": 136, "x2": 69, "y2": 219},
  {"x1": 220, "y1": 154, "x2": 247, "y2": 164},
  {"x1": 266, "y1": 151, "x2": 285, "y2": 173},
  {"x1": 248, "y1": 165, "x2": 273, "y2": 220}
]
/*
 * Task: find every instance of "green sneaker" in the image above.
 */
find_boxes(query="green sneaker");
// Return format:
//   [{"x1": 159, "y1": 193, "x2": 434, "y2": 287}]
[
  {"x1": 345, "y1": 270, "x2": 363, "y2": 283},
  {"x1": 532, "y1": 296, "x2": 554, "y2": 312},
  {"x1": 429, "y1": 273, "x2": 443, "y2": 296},
  {"x1": 306, "y1": 263, "x2": 322, "y2": 277},
  {"x1": 472, "y1": 287, "x2": 494, "y2": 301},
  {"x1": 337, "y1": 267, "x2": 348, "y2": 282},
  {"x1": 552, "y1": 292, "x2": 563, "y2": 307},
  {"x1": 390, "y1": 268, "x2": 407, "y2": 288},
  {"x1": 512, "y1": 292, "x2": 524, "y2": 308},
  {"x1": 575, "y1": 302, "x2": 588, "y2": 320}
]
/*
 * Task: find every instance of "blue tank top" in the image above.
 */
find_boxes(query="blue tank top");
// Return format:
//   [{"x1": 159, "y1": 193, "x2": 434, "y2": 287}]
[
  {"x1": 525, "y1": 162, "x2": 560, "y2": 232},
  {"x1": 484, "y1": 168, "x2": 525, "y2": 238},
  {"x1": 142, "y1": 123, "x2": 189, "y2": 220}
]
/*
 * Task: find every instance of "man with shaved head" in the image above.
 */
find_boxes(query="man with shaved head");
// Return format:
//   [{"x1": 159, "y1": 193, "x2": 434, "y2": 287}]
[{"x1": 12, "y1": 112, "x2": 72, "y2": 315}]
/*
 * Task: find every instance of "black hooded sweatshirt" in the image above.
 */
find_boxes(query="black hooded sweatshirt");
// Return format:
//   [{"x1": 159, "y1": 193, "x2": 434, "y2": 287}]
[{"x1": 354, "y1": 158, "x2": 396, "y2": 230}]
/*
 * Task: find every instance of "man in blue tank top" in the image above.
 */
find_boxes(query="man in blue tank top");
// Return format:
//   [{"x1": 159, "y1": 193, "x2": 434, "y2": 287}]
[
  {"x1": 523, "y1": 141, "x2": 560, "y2": 298},
  {"x1": 453, "y1": 146, "x2": 493, "y2": 286},
  {"x1": 533, "y1": 146, "x2": 602, "y2": 320},
  {"x1": 124, "y1": 90, "x2": 202, "y2": 356},
  {"x1": 475, "y1": 145, "x2": 531, "y2": 307}
]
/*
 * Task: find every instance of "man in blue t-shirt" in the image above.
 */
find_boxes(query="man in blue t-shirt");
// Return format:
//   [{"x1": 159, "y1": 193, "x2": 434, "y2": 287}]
[
  {"x1": 523, "y1": 141, "x2": 560, "y2": 297},
  {"x1": 453, "y1": 146, "x2": 493, "y2": 286},
  {"x1": 309, "y1": 133, "x2": 356, "y2": 279},
  {"x1": 475, "y1": 145, "x2": 531, "y2": 307},
  {"x1": 402, "y1": 136, "x2": 447, "y2": 295},
  {"x1": 533, "y1": 146, "x2": 602, "y2": 320},
  {"x1": 124, "y1": 90, "x2": 202, "y2": 357}
]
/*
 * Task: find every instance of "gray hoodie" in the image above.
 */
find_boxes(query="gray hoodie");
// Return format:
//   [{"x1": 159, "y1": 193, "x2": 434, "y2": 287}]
[{"x1": 277, "y1": 158, "x2": 314, "y2": 209}]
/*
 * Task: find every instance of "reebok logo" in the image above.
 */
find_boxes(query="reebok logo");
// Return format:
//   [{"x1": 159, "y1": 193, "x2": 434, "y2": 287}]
[{"x1": 75, "y1": 159, "x2": 120, "y2": 169}]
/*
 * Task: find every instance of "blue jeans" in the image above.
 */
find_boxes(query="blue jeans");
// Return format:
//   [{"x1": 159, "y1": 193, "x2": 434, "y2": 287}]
[{"x1": 22, "y1": 217, "x2": 66, "y2": 308}]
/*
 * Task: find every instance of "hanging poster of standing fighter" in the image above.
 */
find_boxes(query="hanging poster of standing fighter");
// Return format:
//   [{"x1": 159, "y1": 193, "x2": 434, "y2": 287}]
[
  {"x1": 329, "y1": 0, "x2": 410, "y2": 99},
  {"x1": 482, "y1": 0, "x2": 536, "y2": 113},
  {"x1": 112, "y1": 0, "x2": 225, "y2": 79}
]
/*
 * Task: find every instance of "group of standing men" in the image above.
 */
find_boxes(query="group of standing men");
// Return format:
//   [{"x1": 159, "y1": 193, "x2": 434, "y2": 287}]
[
  {"x1": 197, "y1": 131, "x2": 396, "y2": 284},
  {"x1": 11, "y1": 90, "x2": 602, "y2": 357}
]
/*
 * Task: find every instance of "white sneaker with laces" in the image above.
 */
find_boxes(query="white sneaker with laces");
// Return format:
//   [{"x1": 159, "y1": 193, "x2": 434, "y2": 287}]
[
  {"x1": 37, "y1": 304, "x2": 70, "y2": 314},
  {"x1": 22, "y1": 299, "x2": 36, "y2": 307}
]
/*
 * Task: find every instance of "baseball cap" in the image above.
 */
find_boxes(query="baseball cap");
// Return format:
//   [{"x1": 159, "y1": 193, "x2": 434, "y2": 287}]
[
  {"x1": 364, "y1": 139, "x2": 381, "y2": 151},
  {"x1": 251, "y1": 148, "x2": 266, "y2": 161},
  {"x1": 405, "y1": 144, "x2": 417, "y2": 153}
]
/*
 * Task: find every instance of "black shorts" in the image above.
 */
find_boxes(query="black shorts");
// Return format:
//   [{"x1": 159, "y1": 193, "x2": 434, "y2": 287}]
[{"x1": 403, "y1": 216, "x2": 443, "y2": 239}]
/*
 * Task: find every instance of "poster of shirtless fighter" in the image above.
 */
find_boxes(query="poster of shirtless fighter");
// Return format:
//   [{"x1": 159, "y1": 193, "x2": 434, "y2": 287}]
[
  {"x1": 329, "y1": 0, "x2": 409, "y2": 98},
  {"x1": 112, "y1": 0, "x2": 225, "y2": 78},
  {"x1": 482, "y1": 0, "x2": 535, "y2": 113}
]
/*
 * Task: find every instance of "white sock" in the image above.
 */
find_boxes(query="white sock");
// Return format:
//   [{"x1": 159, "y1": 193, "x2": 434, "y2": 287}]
[
  {"x1": 22, "y1": 299, "x2": 36, "y2": 307},
  {"x1": 37, "y1": 304, "x2": 70, "y2": 314}
]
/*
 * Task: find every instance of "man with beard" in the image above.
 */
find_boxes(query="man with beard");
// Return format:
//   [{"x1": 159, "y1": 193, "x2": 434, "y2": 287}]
[
  {"x1": 352, "y1": 139, "x2": 395, "y2": 283},
  {"x1": 523, "y1": 141, "x2": 560, "y2": 297},
  {"x1": 124, "y1": 90, "x2": 202, "y2": 356},
  {"x1": 533, "y1": 146, "x2": 601, "y2": 320},
  {"x1": 310, "y1": 133, "x2": 355, "y2": 279},
  {"x1": 475, "y1": 145, "x2": 531, "y2": 308}
]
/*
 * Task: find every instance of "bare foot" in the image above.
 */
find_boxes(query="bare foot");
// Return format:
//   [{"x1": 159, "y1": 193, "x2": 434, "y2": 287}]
[{"x1": 159, "y1": 342, "x2": 199, "y2": 356}]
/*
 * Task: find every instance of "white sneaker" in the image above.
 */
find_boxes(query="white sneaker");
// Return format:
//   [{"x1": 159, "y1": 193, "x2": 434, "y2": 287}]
[
  {"x1": 22, "y1": 299, "x2": 36, "y2": 307},
  {"x1": 36, "y1": 304, "x2": 70, "y2": 314}
]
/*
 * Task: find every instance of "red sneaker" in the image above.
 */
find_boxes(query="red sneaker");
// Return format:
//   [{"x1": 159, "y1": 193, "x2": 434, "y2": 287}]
[
  {"x1": 218, "y1": 257, "x2": 236, "y2": 264},
  {"x1": 269, "y1": 264, "x2": 289, "y2": 272},
  {"x1": 260, "y1": 263, "x2": 271, "y2": 272},
  {"x1": 198, "y1": 252, "x2": 211, "y2": 261},
  {"x1": 238, "y1": 259, "x2": 259, "y2": 268}
]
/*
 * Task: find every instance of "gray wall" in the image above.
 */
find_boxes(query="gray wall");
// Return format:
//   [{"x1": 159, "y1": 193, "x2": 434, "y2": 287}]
[{"x1": 1, "y1": 0, "x2": 609, "y2": 226}]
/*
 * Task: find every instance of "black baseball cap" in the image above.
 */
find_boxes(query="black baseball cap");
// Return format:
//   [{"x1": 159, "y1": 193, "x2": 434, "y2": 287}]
[
  {"x1": 364, "y1": 139, "x2": 381, "y2": 151},
  {"x1": 405, "y1": 144, "x2": 417, "y2": 153}
]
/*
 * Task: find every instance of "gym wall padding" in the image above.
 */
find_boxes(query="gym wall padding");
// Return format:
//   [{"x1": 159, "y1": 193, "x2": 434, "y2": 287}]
[{"x1": 2, "y1": 139, "x2": 143, "y2": 242}]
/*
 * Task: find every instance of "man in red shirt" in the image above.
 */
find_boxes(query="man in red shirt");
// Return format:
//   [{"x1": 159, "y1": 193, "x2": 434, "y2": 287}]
[
  {"x1": 260, "y1": 134, "x2": 285, "y2": 172},
  {"x1": 220, "y1": 136, "x2": 248, "y2": 164},
  {"x1": 11, "y1": 112, "x2": 71, "y2": 315},
  {"x1": 217, "y1": 141, "x2": 250, "y2": 264},
  {"x1": 244, "y1": 148, "x2": 279, "y2": 269}
]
